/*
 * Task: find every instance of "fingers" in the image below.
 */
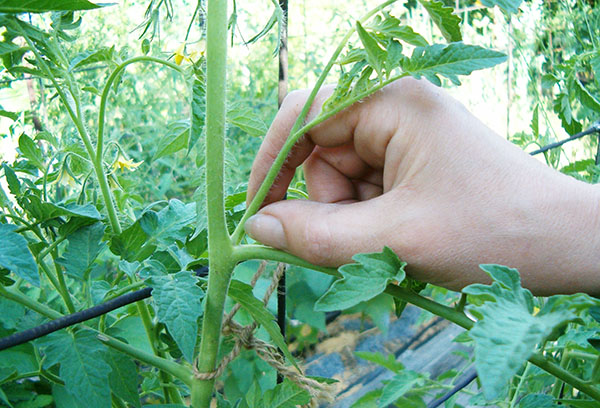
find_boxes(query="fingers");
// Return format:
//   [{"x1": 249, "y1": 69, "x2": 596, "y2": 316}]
[
  {"x1": 244, "y1": 195, "x2": 400, "y2": 267},
  {"x1": 304, "y1": 144, "x2": 383, "y2": 203},
  {"x1": 247, "y1": 85, "x2": 362, "y2": 206}
]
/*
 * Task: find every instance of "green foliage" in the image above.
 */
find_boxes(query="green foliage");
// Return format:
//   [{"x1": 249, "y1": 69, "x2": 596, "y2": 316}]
[
  {"x1": 464, "y1": 265, "x2": 598, "y2": 399},
  {"x1": 378, "y1": 370, "x2": 423, "y2": 407},
  {"x1": 479, "y1": 0, "x2": 523, "y2": 14},
  {"x1": 106, "y1": 349, "x2": 142, "y2": 408},
  {"x1": 417, "y1": 0, "x2": 462, "y2": 42},
  {"x1": 518, "y1": 394, "x2": 558, "y2": 408},
  {"x1": 146, "y1": 270, "x2": 205, "y2": 363},
  {"x1": 57, "y1": 222, "x2": 106, "y2": 280},
  {"x1": 0, "y1": 0, "x2": 105, "y2": 13},
  {"x1": 0, "y1": 224, "x2": 39, "y2": 286},
  {"x1": 402, "y1": 42, "x2": 507, "y2": 86},
  {"x1": 227, "y1": 279, "x2": 298, "y2": 370},
  {"x1": 315, "y1": 246, "x2": 406, "y2": 312},
  {"x1": 238, "y1": 380, "x2": 310, "y2": 408},
  {"x1": 39, "y1": 330, "x2": 112, "y2": 408}
]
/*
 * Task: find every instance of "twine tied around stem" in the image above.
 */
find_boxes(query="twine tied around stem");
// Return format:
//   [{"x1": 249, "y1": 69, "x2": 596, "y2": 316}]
[{"x1": 193, "y1": 262, "x2": 335, "y2": 406}]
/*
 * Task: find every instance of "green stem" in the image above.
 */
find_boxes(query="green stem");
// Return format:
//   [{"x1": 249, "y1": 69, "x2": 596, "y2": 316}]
[
  {"x1": 97, "y1": 333, "x2": 191, "y2": 386},
  {"x1": 135, "y1": 300, "x2": 182, "y2": 403},
  {"x1": 233, "y1": 244, "x2": 341, "y2": 276},
  {"x1": 52, "y1": 259, "x2": 76, "y2": 314},
  {"x1": 106, "y1": 281, "x2": 145, "y2": 300},
  {"x1": 111, "y1": 395, "x2": 127, "y2": 408},
  {"x1": 38, "y1": 259, "x2": 75, "y2": 314},
  {"x1": 509, "y1": 363, "x2": 531, "y2": 408},
  {"x1": 38, "y1": 260, "x2": 62, "y2": 296},
  {"x1": 192, "y1": 0, "x2": 235, "y2": 406},
  {"x1": 0, "y1": 286, "x2": 62, "y2": 320},
  {"x1": 19, "y1": 30, "x2": 121, "y2": 235},
  {"x1": 37, "y1": 236, "x2": 66, "y2": 261},
  {"x1": 456, "y1": 293, "x2": 467, "y2": 312},
  {"x1": 231, "y1": 69, "x2": 408, "y2": 243},
  {"x1": 552, "y1": 349, "x2": 571, "y2": 398},
  {"x1": 592, "y1": 355, "x2": 600, "y2": 383},
  {"x1": 534, "y1": 351, "x2": 600, "y2": 399}
]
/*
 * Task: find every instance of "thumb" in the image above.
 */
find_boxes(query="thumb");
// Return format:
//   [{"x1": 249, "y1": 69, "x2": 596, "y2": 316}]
[{"x1": 244, "y1": 198, "x2": 392, "y2": 267}]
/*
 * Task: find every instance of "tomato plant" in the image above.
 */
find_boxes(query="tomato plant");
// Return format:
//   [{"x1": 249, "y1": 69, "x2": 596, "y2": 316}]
[{"x1": 1, "y1": 0, "x2": 600, "y2": 407}]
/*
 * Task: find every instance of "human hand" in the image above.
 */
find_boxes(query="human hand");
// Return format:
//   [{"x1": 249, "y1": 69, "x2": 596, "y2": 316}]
[{"x1": 245, "y1": 78, "x2": 600, "y2": 294}]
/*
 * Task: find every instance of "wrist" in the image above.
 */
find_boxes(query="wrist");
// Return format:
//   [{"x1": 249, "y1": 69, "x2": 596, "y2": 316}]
[{"x1": 513, "y1": 169, "x2": 600, "y2": 295}]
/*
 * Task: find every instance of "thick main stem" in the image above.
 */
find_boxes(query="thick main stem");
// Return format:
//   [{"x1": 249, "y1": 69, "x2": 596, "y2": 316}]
[{"x1": 192, "y1": 0, "x2": 234, "y2": 406}]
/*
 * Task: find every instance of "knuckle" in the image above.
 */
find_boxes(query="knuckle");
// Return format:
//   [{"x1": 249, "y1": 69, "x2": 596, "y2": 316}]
[
  {"x1": 281, "y1": 89, "x2": 309, "y2": 111},
  {"x1": 393, "y1": 76, "x2": 440, "y2": 108}
]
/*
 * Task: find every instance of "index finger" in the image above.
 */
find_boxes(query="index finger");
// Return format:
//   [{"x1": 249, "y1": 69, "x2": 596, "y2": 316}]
[{"x1": 247, "y1": 85, "x2": 360, "y2": 206}]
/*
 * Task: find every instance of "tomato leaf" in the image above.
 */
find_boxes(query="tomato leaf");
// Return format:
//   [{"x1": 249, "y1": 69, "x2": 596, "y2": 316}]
[
  {"x1": 189, "y1": 64, "x2": 206, "y2": 150},
  {"x1": 263, "y1": 379, "x2": 311, "y2": 407},
  {"x1": 153, "y1": 120, "x2": 190, "y2": 161},
  {"x1": 0, "y1": 224, "x2": 39, "y2": 287},
  {"x1": 106, "y1": 349, "x2": 141, "y2": 408},
  {"x1": 518, "y1": 394, "x2": 558, "y2": 408},
  {"x1": 402, "y1": 42, "x2": 507, "y2": 86},
  {"x1": 355, "y1": 351, "x2": 405, "y2": 374},
  {"x1": 18, "y1": 194, "x2": 101, "y2": 223},
  {"x1": 228, "y1": 103, "x2": 268, "y2": 137},
  {"x1": 57, "y1": 223, "x2": 106, "y2": 280},
  {"x1": 139, "y1": 199, "x2": 196, "y2": 250},
  {"x1": 573, "y1": 78, "x2": 600, "y2": 113},
  {"x1": 109, "y1": 220, "x2": 152, "y2": 262},
  {"x1": 378, "y1": 370, "x2": 423, "y2": 407},
  {"x1": 356, "y1": 21, "x2": 387, "y2": 79},
  {"x1": 479, "y1": 0, "x2": 523, "y2": 14},
  {"x1": 228, "y1": 279, "x2": 299, "y2": 370},
  {"x1": 315, "y1": 246, "x2": 406, "y2": 312},
  {"x1": 39, "y1": 331, "x2": 111, "y2": 408},
  {"x1": 418, "y1": 0, "x2": 462, "y2": 42},
  {"x1": 69, "y1": 46, "x2": 115, "y2": 71},
  {"x1": 366, "y1": 12, "x2": 429, "y2": 47},
  {"x1": 18, "y1": 134, "x2": 44, "y2": 170},
  {"x1": 146, "y1": 271, "x2": 204, "y2": 363},
  {"x1": 0, "y1": 0, "x2": 110, "y2": 13},
  {"x1": 463, "y1": 264, "x2": 599, "y2": 400}
]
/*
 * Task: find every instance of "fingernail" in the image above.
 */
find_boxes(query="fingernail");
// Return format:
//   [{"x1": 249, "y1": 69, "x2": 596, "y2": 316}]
[{"x1": 245, "y1": 214, "x2": 288, "y2": 250}]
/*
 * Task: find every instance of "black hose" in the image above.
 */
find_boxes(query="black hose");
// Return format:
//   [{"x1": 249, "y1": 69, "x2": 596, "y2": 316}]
[
  {"x1": 0, "y1": 266, "x2": 209, "y2": 352},
  {"x1": 427, "y1": 369, "x2": 478, "y2": 408},
  {"x1": 0, "y1": 287, "x2": 152, "y2": 351},
  {"x1": 528, "y1": 121, "x2": 600, "y2": 156}
]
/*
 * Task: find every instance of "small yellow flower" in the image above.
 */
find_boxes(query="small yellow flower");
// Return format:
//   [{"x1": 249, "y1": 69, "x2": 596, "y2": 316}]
[
  {"x1": 188, "y1": 40, "x2": 206, "y2": 63},
  {"x1": 50, "y1": 165, "x2": 78, "y2": 188},
  {"x1": 112, "y1": 155, "x2": 142, "y2": 172},
  {"x1": 173, "y1": 41, "x2": 205, "y2": 66},
  {"x1": 174, "y1": 43, "x2": 186, "y2": 65}
]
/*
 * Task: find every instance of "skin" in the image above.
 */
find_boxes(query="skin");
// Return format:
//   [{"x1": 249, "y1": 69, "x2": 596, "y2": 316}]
[{"x1": 245, "y1": 77, "x2": 600, "y2": 295}]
